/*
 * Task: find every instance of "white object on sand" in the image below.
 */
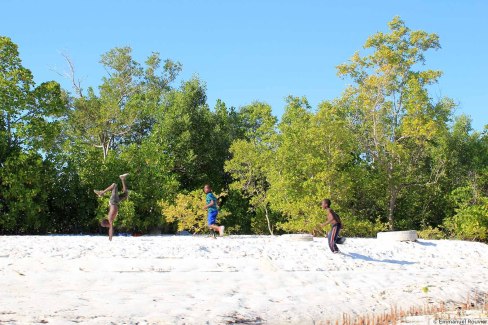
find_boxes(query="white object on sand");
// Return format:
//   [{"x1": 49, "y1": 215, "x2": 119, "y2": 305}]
[
  {"x1": 377, "y1": 230, "x2": 418, "y2": 241},
  {"x1": 280, "y1": 234, "x2": 314, "y2": 241}
]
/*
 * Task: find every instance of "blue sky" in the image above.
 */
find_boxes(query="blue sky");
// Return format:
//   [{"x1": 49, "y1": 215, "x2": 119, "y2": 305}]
[{"x1": 2, "y1": 0, "x2": 487, "y2": 131}]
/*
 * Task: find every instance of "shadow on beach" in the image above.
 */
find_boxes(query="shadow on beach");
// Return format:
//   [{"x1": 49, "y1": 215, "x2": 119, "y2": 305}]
[
  {"x1": 346, "y1": 252, "x2": 415, "y2": 265},
  {"x1": 414, "y1": 240, "x2": 437, "y2": 247}
]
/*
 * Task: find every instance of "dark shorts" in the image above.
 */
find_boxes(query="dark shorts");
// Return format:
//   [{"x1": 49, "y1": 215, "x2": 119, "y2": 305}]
[
  {"x1": 207, "y1": 210, "x2": 218, "y2": 226},
  {"x1": 109, "y1": 183, "x2": 128, "y2": 205}
]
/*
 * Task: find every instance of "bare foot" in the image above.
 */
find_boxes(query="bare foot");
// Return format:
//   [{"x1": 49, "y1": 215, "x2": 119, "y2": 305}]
[
  {"x1": 119, "y1": 173, "x2": 129, "y2": 179},
  {"x1": 94, "y1": 190, "x2": 103, "y2": 197},
  {"x1": 219, "y1": 226, "x2": 225, "y2": 236}
]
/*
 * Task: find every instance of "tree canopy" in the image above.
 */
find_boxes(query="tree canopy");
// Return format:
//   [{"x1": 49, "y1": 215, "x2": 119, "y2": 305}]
[{"x1": 1, "y1": 18, "x2": 486, "y2": 241}]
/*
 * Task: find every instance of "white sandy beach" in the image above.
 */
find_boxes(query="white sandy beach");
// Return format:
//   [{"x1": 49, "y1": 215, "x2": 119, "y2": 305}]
[{"x1": 0, "y1": 235, "x2": 487, "y2": 324}]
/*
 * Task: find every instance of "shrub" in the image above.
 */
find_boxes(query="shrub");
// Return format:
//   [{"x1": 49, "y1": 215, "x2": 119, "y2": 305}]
[
  {"x1": 160, "y1": 189, "x2": 230, "y2": 234},
  {"x1": 442, "y1": 185, "x2": 488, "y2": 242},
  {"x1": 336, "y1": 215, "x2": 387, "y2": 238},
  {"x1": 443, "y1": 204, "x2": 488, "y2": 241},
  {"x1": 418, "y1": 226, "x2": 446, "y2": 240}
]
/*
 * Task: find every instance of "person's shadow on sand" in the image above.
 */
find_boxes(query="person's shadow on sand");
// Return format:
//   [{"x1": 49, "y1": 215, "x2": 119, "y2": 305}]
[
  {"x1": 346, "y1": 253, "x2": 415, "y2": 265},
  {"x1": 414, "y1": 241, "x2": 437, "y2": 247}
]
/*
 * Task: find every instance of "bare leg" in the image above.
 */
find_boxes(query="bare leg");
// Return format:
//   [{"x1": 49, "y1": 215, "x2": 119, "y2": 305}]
[
  {"x1": 209, "y1": 224, "x2": 224, "y2": 236},
  {"x1": 94, "y1": 183, "x2": 116, "y2": 197},
  {"x1": 119, "y1": 173, "x2": 129, "y2": 192}
]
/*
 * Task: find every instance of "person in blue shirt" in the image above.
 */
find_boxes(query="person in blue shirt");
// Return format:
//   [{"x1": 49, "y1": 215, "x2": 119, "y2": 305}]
[{"x1": 203, "y1": 184, "x2": 224, "y2": 237}]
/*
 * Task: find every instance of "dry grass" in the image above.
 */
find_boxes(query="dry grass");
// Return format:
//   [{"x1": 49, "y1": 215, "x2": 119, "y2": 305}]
[{"x1": 319, "y1": 290, "x2": 488, "y2": 325}]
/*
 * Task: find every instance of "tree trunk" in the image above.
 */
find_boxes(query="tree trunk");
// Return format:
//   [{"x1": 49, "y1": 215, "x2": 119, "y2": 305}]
[
  {"x1": 386, "y1": 160, "x2": 398, "y2": 230},
  {"x1": 264, "y1": 204, "x2": 273, "y2": 235},
  {"x1": 103, "y1": 142, "x2": 109, "y2": 161},
  {"x1": 387, "y1": 185, "x2": 398, "y2": 230},
  {"x1": 100, "y1": 134, "x2": 111, "y2": 161}
]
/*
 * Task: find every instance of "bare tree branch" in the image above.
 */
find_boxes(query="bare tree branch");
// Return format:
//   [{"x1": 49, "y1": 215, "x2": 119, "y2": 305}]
[{"x1": 50, "y1": 52, "x2": 84, "y2": 97}]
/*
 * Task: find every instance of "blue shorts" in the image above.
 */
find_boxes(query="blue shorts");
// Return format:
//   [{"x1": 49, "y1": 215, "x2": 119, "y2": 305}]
[{"x1": 207, "y1": 210, "x2": 218, "y2": 226}]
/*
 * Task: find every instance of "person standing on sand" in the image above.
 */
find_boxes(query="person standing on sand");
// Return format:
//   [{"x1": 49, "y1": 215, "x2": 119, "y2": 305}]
[
  {"x1": 94, "y1": 173, "x2": 129, "y2": 241},
  {"x1": 203, "y1": 184, "x2": 224, "y2": 237},
  {"x1": 319, "y1": 198, "x2": 342, "y2": 253}
]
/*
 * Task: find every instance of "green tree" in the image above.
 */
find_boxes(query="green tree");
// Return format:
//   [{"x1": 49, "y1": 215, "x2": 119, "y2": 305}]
[
  {"x1": 0, "y1": 36, "x2": 66, "y2": 156},
  {"x1": 336, "y1": 17, "x2": 454, "y2": 229},
  {"x1": 443, "y1": 181, "x2": 488, "y2": 242},
  {"x1": 116, "y1": 141, "x2": 179, "y2": 232},
  {"x1": 0, "y1": 36, "x2": 67, "y2": 234},
  {"x1": 225, "y1": 102, "x2": 278, "y2": 234},
  {"x1": 211, "y1": 99, "x2": 245, "y2": 190},
  {"x1": 66, "y1": 46, "x2": 181, "y2": 161},
  {"x1": 61, "y1": 47, "x2": 182, "y2": 234},
  {"x1": 154, "y1": 77, "x2": 221, "y2": 190},
  {"x1": 267, "y1": 97, "x2": 356, "y2": 233},
  {"x1": 0, "y1": 153, "x2": 46, "y2": 233},
  {"x1": 44, "y1": 162, "x2": 98, "y2": 234},
  {"x1": 415, "y1": 116, "x2": 483, "y2": 229},
  {"x1": 439, "y1": 119, "x2": 488, "y2": 241}
]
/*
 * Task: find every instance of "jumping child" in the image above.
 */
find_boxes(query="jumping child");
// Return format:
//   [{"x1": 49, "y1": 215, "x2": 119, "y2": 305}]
[{"x1": 203, "y1": 184, "x2": 224, "y2": 237}]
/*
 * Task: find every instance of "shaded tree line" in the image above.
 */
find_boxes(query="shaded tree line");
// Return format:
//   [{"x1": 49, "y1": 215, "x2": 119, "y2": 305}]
[{"x1": 1, "y1": 18, "x2": 487, "y2": 241}]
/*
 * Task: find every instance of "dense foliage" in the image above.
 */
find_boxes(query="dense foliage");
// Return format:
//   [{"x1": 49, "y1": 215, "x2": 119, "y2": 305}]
[{"x1": 1, "y1": 18, "x2": 487, "y2": 241}]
